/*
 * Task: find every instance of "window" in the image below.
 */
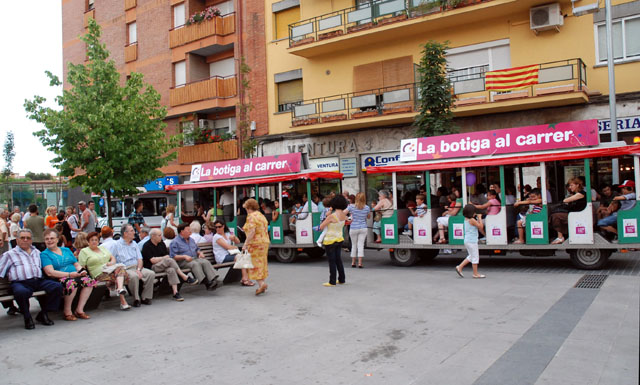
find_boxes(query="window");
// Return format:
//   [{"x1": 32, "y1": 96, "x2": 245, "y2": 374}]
[
  {"x1": 87, "y1": 0, "x2": 95, "y2": 11},
  {"x1": 174, "y1": 61, "x2": 186, "y2": 87},
  {"x1": 181, "y1": 121, "x2": 195, "y2": 146},
  {"x1": 216, "y1": 0, "x2": 234, "y2": 16},
  {"x1": 173, "y1": 3, "x2": 185, "y2": 28},
  {"x1": 274, "y1": 6, "x2": 300, "y2": 40},
  {"x1": 209, "y1": 57, "x2": 235, "y2": 77},
  {"x1": 353, "y1": 56, "x2": 413, "y2": 92},
  {"x1": 277, "y1": 79, "x2": 303, "y2": 112},
  {"x1": 127, "y1": 22, "x2": 137, "y2": 45},
  {"x1": 595, "y1": 15, "x2": 640, "y2": 64},
  {"x1": 213, "y1": 117, "x2": 236, "y2": 136}
]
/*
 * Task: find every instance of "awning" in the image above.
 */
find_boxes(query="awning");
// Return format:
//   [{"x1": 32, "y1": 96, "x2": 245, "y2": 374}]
[
  {"x1": 166, "y1": 171, "x2": 343, "y2": 191},
  {"x1": 366, "y1": 144, "x2": 640, "y2": 174}
]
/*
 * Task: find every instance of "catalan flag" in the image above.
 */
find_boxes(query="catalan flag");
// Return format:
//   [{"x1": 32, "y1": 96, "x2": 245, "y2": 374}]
[{"x1": 485, "y1": 64, "x2": 539, "y2": 91}]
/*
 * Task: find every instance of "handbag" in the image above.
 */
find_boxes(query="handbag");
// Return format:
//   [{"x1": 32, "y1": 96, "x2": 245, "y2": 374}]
[{"x1": 233, "y1": 250, "x2": 254, "y2": 269}]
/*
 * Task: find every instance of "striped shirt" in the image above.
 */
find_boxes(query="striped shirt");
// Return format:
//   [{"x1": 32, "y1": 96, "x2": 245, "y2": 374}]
[
  {"x1": 347, "y1": 204, "x2": 371, "y2": 230},
  {"x1": 0, "y1": 246, "x2": 43, "y2": 281},
  {"x1": 415, "y1": 203, "x2": 427, "y2": 217}
]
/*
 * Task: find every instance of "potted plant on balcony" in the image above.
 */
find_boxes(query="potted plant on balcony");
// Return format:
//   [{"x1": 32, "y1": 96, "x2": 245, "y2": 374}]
[
  {"x1": 408, "y1": 1, "x2": 442, "y2": 17},
  {"x1": 186, "y1": 6, "x2": 221, "y2": 26},
  {"x1": 318, "y1": 29, "x2": 344, "y2": 41},
  {"x1": 378, "y1": 11, "x2": 409, "y2": 26},
  {"x1": 321, "y1": 113, "x2": 348, "y2": 123},
  {"x1": 352, "y1": 108, "x2": 379, "y2": 119},
  {"x1": 292, "y1": 116, "x2": 319, "y2": 126}
]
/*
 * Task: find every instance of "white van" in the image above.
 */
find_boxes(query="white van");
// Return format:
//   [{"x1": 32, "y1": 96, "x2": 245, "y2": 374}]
[{"x1": 97, "y1": 192, "x2": 177, "y2": 235}]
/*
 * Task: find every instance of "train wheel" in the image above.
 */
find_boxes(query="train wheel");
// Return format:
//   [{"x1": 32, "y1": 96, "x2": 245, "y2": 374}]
[
  {"x1": 569, "y1": 249, "x2": 611, "y2": 270},
  {"x1": 390, "y1": 249, "x2": 418, "y2": 267},
  {"x1": 275, "y1": 248, "x2": 298, "y2": 263},
  {"x1": 419, "y1": 249, "x2": 439, "y2": 261}
]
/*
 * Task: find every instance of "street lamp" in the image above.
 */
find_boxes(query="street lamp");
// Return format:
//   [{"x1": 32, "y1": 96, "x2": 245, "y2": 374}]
[{"x1": 572, "y1": 0, "x2": 618, "y2": 184}]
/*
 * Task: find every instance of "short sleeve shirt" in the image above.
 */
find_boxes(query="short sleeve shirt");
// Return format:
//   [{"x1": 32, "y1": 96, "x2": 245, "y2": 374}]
[
  {"x1": 128, "y1": 211, "x2": 145, "y2": 236},
  {"x1": 40, "y1": 247, "x2": 77, "y2": 274}
]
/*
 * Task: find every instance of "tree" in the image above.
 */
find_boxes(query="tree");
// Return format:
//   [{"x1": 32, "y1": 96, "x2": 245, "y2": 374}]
[
  {"x1": 25, "y1": 172, "x2": 53, "y2": 181},
  {"x1": 2, "y1": 131, "x2": 15, "y2": 180},
  {"x1": 24, "y1": 19, "x2": 179, "y2": 227},
  {"x1": 413, "y1": 40, "x2": 457, "y2": 137}
]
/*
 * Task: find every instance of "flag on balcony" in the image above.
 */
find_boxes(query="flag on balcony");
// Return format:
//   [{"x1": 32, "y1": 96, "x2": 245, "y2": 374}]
[{"x1": 485, "y1": 65, "x2": 539, "y2": 91}]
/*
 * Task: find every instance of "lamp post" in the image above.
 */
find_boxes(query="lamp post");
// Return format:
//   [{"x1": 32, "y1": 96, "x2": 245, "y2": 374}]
[{"x1": 572, "y1": 0, "x2": 618, "y2": 184}]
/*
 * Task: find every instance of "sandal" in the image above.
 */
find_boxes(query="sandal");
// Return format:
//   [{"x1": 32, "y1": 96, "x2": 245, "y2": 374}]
[
  {"x1": 64, "y1": 314, "x2": 77, "y2": 321},
  {"x1": 74, "y1": 311, "x2": 90, "y2": 319},
  {"x1": 472, "y1": 274, "x2": 486, "y2": 279},
  {"x1": 255, "y1": 284, "x2": 268, "y2": 295},
  {"x1": 551, "y1": 237, "x2": 565, "y2": 245},
  {"x1": 241, "y1": 280, "x2": 255, "y2": 286},
  {"x1": 455, "y1": 265, "x2": 464, "y2": 278}
]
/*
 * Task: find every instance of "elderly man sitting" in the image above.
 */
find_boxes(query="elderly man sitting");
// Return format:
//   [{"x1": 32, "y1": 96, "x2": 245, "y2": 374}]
[
  {"x1": 141, "y1": 228, "x2": 197, "y2": 301},
  {"x1": 137, "y1": 227, "x2": 151, "y2": 251},
  {"x1": 0, "y1": 229, "x2": 63, "y2": 329},
  {"x1": 111, "y1": 224, "x2": 156, "y2": 307},
  {"x1": 170, "y1": 223, "x2": 219, "y2": 291}
]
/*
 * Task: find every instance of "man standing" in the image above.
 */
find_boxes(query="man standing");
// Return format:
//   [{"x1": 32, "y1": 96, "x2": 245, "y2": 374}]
[
  {"x1": 128, "y1": 201, "x2": 147, "y2": 242},
  {"x1": 24, "y1": 205, "x2": 46, "y2": 251},
  {"x1": 0, "y1": 208, "x2": 9, "y2": 254},
  {"x1": 137, "y1": 227, "x2": 151, "y2": 251},
  {"x1": 81, "y1": 200, "x2": 98, "y2": 233},
  {"x1": 67, "y1": 205, "x2": 81, "y2": 245},
  {"x1": 0, "y1": 229, "x2": 63, "y2": 329},
  {"x1": 220, "y1": 188, "x2": 235, "y2": 224},
  {"x1": 170, "y1": 223, "x2": 219, "y2": 290},
  {"x1": 142, "y1": 229, "x2": 197, "y2": 301},
  {"x1": 112, "y1": 224, "x2": 156, "y2": 307}
]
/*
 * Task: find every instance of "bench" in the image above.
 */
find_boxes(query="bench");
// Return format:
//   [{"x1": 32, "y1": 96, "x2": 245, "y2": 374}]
[{"x1": 2, "y1": 277, "x2": 108, "y2": 312}]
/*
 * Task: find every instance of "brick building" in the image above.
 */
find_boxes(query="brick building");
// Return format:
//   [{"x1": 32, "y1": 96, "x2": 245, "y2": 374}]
[{"x1": 61, "y1": 0, "x2": 269, "y2": 180}]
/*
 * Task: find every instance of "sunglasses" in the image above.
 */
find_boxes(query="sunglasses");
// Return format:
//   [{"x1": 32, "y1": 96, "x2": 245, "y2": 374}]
[{"x1": 214, "y1": 225, "x2": 224, "y2": 228}]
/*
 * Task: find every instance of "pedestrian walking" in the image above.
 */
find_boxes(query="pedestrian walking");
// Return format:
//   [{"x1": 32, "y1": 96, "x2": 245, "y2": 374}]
[
  {"x1": 345, "y1": 192, "x2": 370, "y2": 268},
  {"x1": 320, "y1": 195, "x2": 348, "y2": 286},
  {"x1": 455, "y1": 204, "x2": 486, "y2": 279},
  {"x1": 242, "y1": 199, "x2": 270, "y2": 295}
]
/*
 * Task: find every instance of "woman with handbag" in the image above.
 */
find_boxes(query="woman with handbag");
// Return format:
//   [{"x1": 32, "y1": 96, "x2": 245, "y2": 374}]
[
  {"x1": 320, "y1": 195, "x2": 349, "y2": 286},
  {"x1": 211, "y1": 219, "x2": 253, "y2": 286},
  {"x1": 242, "y1": 199, "x2": 271, "y2": 295},
  {"x1": 550, "y1": 178, "x2": 587, "y2": 244},
  {"x1": 41, "y1": 229, "x2": 97, "y2": 321}
]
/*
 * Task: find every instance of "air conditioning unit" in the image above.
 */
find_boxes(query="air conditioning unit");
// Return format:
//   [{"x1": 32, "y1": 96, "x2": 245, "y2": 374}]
[
  {"x1": 198, "y1": 119, "x2": 214, "y2": 129},
  {"x1": 530, "y1": 3, "x2": 564, "y2": 34}
]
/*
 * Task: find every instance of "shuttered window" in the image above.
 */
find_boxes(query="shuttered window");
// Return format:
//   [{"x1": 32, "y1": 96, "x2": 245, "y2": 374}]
[
  {"x1": 353, "y1": 56, "x2": 413, "y2": 92},
  {"x1": 275, "y1": 6, "x2": 300, "y2": 40},
  {"x1": 278, "y1": 79, "x2": 303, "y2": 112}
]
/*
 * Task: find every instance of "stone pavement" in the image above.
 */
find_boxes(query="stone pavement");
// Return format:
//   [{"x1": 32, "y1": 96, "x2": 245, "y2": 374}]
[{"x1": 0, "y1": 251, "x2": 637, "y2": 385}]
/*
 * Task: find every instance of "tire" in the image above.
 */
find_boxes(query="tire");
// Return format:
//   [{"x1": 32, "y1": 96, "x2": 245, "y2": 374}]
[
  {"x1": 390, "y1": 249, "x2": 418, "y2": 267},
  {"x1": 419, "y1": 249, "x2": 439, "y2": 261},
  {"x1": 569, "y1": 249, "x2": 611, "y2": 270},
  {"x1": 306, "y1": 247, "x2": 325, "y2": 258},
  {"x1": 275, "y1": 248, "x2": 298, "y2": 263}
]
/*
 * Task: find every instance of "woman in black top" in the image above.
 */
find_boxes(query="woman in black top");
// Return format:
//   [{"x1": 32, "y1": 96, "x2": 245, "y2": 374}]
[{"x1": 550, "y1": 177, "x2": 587, "y2": 244}]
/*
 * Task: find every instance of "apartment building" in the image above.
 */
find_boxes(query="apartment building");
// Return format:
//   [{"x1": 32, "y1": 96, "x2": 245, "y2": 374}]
[
  {"x1": 61, "y1": 0, "x2": 268, "y2": 181},
  {"x1": 260, "y1": 0, "x2": 640, "y2": 194}
]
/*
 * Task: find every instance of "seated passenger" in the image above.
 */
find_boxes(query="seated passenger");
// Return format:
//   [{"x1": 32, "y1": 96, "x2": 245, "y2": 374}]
[
  {"x1": 372, "y1": 190, "x2": 393, "y2": 243},
  {"x1": 434, "y1": 193, "x2": 461, "y2": 244},
  {"x1": 598, "y1": 180, "x2": 636, "y2": 236},
  {"x1": 288, "y1": 200, "x2": 303, "y2": 230},
  {"x1": 473, "y1": 189, "x2": 501, "y2": 217},
  {"x1": 596, "y1": 184, "x2": 619, "y2": 220},
  {"x1": 513, "y1": 188, "x2": 542, "y2": 244},
  {"x1": 403, "y1": 194, "x2": 427, "y2": 236},
  {"x1": 550, "y1": 178, "x2": 586, "y2": 244}
]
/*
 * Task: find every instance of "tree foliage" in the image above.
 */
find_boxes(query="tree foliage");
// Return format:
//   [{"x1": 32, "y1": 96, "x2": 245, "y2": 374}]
[
  {"x1": 2, "y1": 131, "x2": 15, "y2": 180},
  {"x1": 413, "y1": 40, "x2": 457, "y2": 137},
  {"x1": 25, "y1": 172, "x2": 53, "y2": 181},
  {"x1": 24, "y1": 19, "x2": 179, "y2": 226}
]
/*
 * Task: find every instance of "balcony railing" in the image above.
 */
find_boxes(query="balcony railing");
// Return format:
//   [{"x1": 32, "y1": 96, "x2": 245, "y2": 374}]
[
  {"x1": 288, "y1": 0, "x2": 489, "y2": 48},
  {"x1": 125, "y1": 0, "x2": 136, "y2": 11},
  {"x1": 124, "y1": 43, "x2": 137, "y2": 63},
  {"x1": 178, "y1": 140, "x2": 238, "y2": 164},
  {"x1": 290, "y1": 59, "x2": 587, "y2": 127},
  {"x1": 169, "y1": 75, "x2": 237, "y2": 107},
  {"x1": 169, "y1": 13, "x2": 236, "y2": 48}
]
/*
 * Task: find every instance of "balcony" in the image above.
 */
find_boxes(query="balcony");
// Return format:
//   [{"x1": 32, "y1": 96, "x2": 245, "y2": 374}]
[
  {"x1": 177, "y1": 139, "x2": 238, "y2": 164},
  {"x1": 125, "y1": 0, "x2": 136, "y2": 10},
  {"x1": 124, "y1": 43, "x2": 137, "y2": 63},
  {"x1": 287, "y1": 0, "x2": 563, "y2": 58},
  {"x1": 289, "y1": 59, "x2": 588, "y2": 133},
  {"x1": 169, "y1": 13, "x2": 236, "y2": 49},
  {"x1": 168, "y1": 75, "x2": 238, "y2": 116},
  {"x1": 83, "y1": 9, "x2": 95, "y2": 28}
]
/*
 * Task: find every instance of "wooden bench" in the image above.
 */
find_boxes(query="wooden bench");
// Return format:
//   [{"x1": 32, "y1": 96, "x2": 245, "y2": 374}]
[{"x1": 1, "y1": 277, "x2": 108, "y2": 312}]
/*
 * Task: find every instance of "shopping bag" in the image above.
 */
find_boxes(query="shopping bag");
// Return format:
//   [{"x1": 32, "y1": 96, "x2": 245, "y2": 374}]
[{"x1": 233, "y1": 250, "x2": 254, "y2": 269}]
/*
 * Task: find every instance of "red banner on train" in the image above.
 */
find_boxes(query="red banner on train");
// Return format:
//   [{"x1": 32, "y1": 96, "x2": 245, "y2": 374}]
[
  {"x1": 190, "y1": 153, "x2": 302, "y2": 182},
  {"x1": 400, "y1": 120, "x2": 599, "y2": 162}
]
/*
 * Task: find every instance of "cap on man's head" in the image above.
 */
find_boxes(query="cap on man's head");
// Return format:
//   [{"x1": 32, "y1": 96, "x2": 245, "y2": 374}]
[{"x1": 619, "y1": 180, "x2": 635, "y2": 188}]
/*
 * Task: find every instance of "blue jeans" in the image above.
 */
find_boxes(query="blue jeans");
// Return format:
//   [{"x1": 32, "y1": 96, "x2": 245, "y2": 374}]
[
  {"x1": 597, "y1": 213, "x2": 618, "y2": 227},
  {"x1": 325, "y1": 242, "x2": 345, "y2": 285},
  {"x1": 221, "y1": 254, "x2": 235, "y2": 263}
]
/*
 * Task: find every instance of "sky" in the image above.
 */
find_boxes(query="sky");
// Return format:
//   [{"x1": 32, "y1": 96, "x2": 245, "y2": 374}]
[{"x1": 0, "y1": 1, "x2": 61, "y2": 176}]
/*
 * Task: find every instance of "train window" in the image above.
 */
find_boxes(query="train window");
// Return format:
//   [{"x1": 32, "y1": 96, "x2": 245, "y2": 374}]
[{"x1": 110, "y1": 201, "x2": 124, "y2": 218}]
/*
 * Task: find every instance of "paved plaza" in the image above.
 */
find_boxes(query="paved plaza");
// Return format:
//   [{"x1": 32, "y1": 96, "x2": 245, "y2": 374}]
[{"x1": 0, "y1": 250, "x2": 638, "y2": 385}]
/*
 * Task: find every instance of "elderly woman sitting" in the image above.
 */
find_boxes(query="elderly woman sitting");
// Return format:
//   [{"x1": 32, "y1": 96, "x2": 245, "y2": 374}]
[
  {"x1": 372, "y1": 189, "x2": 393, "y2": 243},
  {"x1": 40, "y1": 229, "x2": 97, "y2": 321},
  {"x1": 78, "y1": 232, "x2": 131, "y2": 310},
  {"x1": 210, "y1": 219, "x2": 250, "y2": 285}
]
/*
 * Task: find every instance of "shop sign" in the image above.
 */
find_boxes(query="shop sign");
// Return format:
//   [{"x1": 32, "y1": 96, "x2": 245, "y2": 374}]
[
  {"x1": 309, "y1": 157, "x2": 340, "y2": 172},
  {"x1": 190, "y1": 153, "x2": 301, "y2": 182},
  {"x1": 287, "y1": 138, "x2": 373, "y2": 157},
  {"x1": 340, "y1": 158, "x2": 358, "y2": 178},
  {"x1": 144, "y1": 176, "x2": 179, "y2": 192},
  {"x1": 598, "y1": 116, "x2": 640, "y2": 133},
  {"x1": 361, "y1": 153, "x2": 401, "y2": 170},
  {"x1": 400, "y1": 120, "x2": 599, "y2": 162}
]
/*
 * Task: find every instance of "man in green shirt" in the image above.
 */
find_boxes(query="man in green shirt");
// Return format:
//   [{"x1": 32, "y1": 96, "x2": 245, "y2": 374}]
[{"x1": 24, "y1": 205, "x2": 46, "y2": 251}]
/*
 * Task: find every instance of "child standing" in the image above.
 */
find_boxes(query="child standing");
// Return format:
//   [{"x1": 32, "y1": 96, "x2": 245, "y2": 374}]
[
  {"x1": 455, "y1": 204, "x2": 485, "y2": 279},
  {"x1": 404, "y1": 194, "x2": 427, "y2": 236}
]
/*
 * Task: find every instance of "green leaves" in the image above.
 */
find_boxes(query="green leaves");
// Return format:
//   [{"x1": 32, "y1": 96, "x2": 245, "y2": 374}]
[
  {"x1": 413, "y1": 40, "x2": 457, "y2": 137},
  {"x1": 24, "y1": 19, "x2": 178, "y2": 224}
]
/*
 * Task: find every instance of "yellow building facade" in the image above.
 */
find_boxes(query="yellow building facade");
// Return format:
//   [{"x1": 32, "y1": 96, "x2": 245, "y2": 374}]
[{"x1": 261, "y1": 0, "x2": 640, "y2": 193}]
